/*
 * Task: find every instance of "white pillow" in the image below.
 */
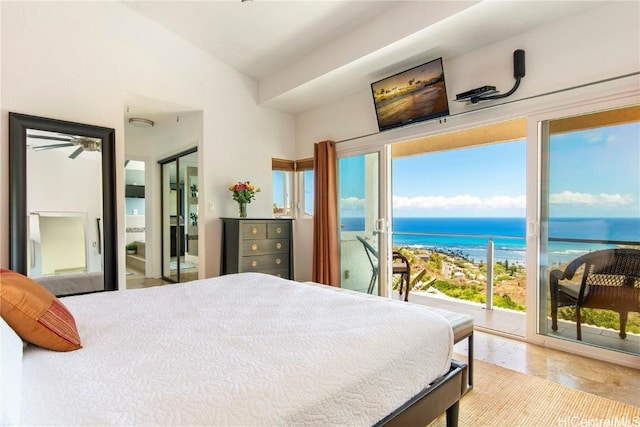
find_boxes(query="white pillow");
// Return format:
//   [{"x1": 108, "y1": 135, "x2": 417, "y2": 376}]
[{"x1": 1, "y1": 317, "x2": 22, "y2": 426}]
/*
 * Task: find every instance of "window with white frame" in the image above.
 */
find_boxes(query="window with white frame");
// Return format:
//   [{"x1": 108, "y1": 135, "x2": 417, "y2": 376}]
[
  {"x1": 272, "y1": 158, "x2": 314, "y2": 218},
  {"x1": 272, "y1": 169, "x2": 293, "y2": 216}
]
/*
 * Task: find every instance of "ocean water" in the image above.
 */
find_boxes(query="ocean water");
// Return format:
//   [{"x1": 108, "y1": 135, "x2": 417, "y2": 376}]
[{"x1": 341, "y1": 217, "x2": 640, "y2": 265}]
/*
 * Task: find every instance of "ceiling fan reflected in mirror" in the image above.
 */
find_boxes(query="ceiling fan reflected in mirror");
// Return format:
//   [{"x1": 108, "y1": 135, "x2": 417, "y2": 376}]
[{"x1": 27, "y1": 132, "x2": 102, "y2": 159}]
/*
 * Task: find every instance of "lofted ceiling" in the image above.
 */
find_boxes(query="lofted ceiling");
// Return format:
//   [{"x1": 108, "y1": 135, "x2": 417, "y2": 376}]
[{"x1": 123, "y1": 0, "x2": 601, "y2": 115}]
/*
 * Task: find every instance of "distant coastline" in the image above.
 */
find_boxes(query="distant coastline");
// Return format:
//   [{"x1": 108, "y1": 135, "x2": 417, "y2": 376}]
[{"x1": 341, "y1": 216, "x2": 640, "y2": 265}]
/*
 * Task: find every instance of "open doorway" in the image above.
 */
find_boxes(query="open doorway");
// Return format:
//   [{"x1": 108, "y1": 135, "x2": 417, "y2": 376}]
[
  {"x1": 124, "y1": 160, "x2": 149, "y2": 287},
  {"x1": 159, "y1": 149, "x2": 199, "y2": 283},
  {"x1": 124, "y1": 95, "x2": 203, "y2": 288}
]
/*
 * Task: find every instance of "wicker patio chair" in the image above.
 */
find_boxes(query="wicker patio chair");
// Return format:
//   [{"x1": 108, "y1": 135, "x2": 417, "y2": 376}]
[
  {"x1": 550, "y1": 248, "x2": 640, "y2": 340},
  {"x1": 357, "y1": 236, "x2": 411, "y2": 301}
]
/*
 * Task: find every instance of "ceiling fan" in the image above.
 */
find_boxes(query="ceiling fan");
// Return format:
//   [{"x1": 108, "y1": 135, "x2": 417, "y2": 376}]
[{"x1": 27, "y1": 133, "x2": 101, "y2": 159}]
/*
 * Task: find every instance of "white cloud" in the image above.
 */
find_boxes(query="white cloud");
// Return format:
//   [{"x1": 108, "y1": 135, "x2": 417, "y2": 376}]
[
  {"x1": 393, "y1": 194, "x2": 525, "y2": 210},
  {"x1": 348, "y1": 191, "x2": 635, "y2": 212},
  {"x1": 550, "y1": 190, "x2": 634, "y2": 206},
  {"x1": 585, "y1": 131, "x2": 604, "y2": 143},
  {"x1": 340, "y1": 196, "x2": 365, "y2": 210}
]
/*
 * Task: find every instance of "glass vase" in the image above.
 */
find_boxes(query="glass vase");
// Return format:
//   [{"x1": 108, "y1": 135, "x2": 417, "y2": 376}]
[{"x1": 238, "y1": 202, "x2": 247, "y2": 218}]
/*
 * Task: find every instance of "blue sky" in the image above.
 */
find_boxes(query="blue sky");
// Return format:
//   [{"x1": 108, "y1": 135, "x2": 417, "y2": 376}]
[
  {"x1": 392, "y1": 140, "x2": 526, "y2": 217},
  {"x1": 272, "y1": 170, "x2": 315, "y2": 214},
  {"x1": 547, "y1": 123, "x2": 639, "y2": 218},
  {"x1": 337, "y1": 122, "x2": 639, "y2": 218}
]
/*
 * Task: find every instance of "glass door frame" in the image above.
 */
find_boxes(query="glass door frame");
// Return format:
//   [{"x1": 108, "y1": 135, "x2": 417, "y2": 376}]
[
  {"x1": 525, "y1": 96, "x2": 639, "y2": 368},
  {"x1": 159, "y1": 147, "x2": 198, "y2": 283},
  {"x1": 329, "y1": 73, "x2": 637, "y2": 367},
  {"x1": 336, "y1": 142, "x2": 393, "y2": 297}
]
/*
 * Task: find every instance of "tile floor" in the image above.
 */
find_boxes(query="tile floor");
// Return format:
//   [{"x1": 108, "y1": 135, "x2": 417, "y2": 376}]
[
  {"x1": 453, "y1": 331, "x2": 639, "y2": 407},
  {"x1": 125, "y1": 267, "x2": 197, "y2": 289},
  {"x1": 125, "y1": 271, "x2": 169, "y2": 289}
]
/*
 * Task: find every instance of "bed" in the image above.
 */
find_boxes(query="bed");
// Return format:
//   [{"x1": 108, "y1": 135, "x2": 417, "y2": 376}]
[{"x1": 2, "y1": 272, "x2": 466, "y2": 426}]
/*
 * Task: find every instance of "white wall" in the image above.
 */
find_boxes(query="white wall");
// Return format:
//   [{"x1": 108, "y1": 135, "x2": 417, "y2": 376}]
[
  {"x1": 0, "y1": 2, "x2": 295, "y2": 284},
  {"x1": 293, "y1": 1, "x2": 640, "y2": 281}
]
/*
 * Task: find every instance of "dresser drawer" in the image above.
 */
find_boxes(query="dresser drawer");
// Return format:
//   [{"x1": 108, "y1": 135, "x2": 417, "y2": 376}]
[
  {"x1": 263, "y1": 269, "x2": 290, "y2": 280},
  {"x1": 241, "y1": 222, "x2": 267, "y2": 239},
  {"x1": 241, "y1": 254, "x2": 289, "y2": 272},
  {"x1": 267, "y1": 222, "x2": 290, "y2": 239},
  {"x1": 241, "y1": 239, "x2": 289, "y2": 255}
]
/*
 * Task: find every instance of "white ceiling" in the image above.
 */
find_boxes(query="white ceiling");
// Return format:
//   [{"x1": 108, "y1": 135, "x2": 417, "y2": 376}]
[{"x1": 123, "y1": 0, "x2": 601, "y2": 115}]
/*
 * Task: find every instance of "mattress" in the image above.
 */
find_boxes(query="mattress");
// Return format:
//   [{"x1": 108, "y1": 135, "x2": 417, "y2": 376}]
[{"x1": 20, "y1": 273, "x2": 453, "y2": 426}]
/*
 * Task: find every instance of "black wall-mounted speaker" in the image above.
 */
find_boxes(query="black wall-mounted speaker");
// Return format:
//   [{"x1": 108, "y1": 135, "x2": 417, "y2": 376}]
[{"x1": 514, "y1": 49, "x2": 526, "y2": 79}]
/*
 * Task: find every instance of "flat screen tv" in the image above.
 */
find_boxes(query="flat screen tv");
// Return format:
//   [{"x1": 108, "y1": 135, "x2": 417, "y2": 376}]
[{"x1": 371, "y1": 57, "x2": 449, "y2": 131}]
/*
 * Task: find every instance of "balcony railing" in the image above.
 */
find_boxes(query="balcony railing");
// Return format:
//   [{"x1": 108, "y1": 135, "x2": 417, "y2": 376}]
[
  {"x1": 393, "y1": 230, "x2": 526, "y2": 310},
  {"x1": 343, "y1": 223, "x2": 639, "y2": 312},
  {"x1": 392, "y1": 231, "x2": 640, "y2": 311}
]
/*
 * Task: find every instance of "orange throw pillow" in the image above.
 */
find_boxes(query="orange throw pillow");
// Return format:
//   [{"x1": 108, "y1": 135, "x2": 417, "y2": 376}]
[{"x1": 0, "y1": 268, "x2": 82, "y2": 351}]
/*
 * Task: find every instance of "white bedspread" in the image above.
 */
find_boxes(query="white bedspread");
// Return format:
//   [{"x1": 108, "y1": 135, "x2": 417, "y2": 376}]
[{"x1": 20, "y1": 273, "x2": 453, "y2": 426}]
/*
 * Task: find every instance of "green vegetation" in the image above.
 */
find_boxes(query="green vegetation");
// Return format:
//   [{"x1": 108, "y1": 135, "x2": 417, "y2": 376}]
[
  {"x1": 492, "y1": 261, "x2": 524, "y2": 279},
  {"x1": 558, "y1": 307, "x2": 640, "y2": 334},
  {"x1": 494, "y1": 294, "x2": 525, "y2": 311},
  {"x1": 432, "y1": 280, "x2": 485, "y2": 304},
  {"x1": 399, "y1": 246, "x2": 639, "y2": 334},
  {"x1": 400, "y1": 246, "x2": 527, "y2": 312},
  {"x1": 426, "y1": 252, "x2": 442, "y2": 271},
  {"x1": 431, "y1": 280, "x2": 526, "y2": 311}
]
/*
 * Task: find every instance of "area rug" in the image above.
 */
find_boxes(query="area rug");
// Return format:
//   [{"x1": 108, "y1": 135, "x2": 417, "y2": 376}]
[
  {"x1": 169, "y1": 261, "x2": 196, "y2": 270},
  {"x1": 427, "y1": 359, "x2": 640, "y2": 427}
]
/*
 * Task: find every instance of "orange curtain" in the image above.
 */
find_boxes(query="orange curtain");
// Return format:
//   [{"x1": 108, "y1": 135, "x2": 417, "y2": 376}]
[{"x1": 312, "y1": 140, "x2": 340, "y2": 286}]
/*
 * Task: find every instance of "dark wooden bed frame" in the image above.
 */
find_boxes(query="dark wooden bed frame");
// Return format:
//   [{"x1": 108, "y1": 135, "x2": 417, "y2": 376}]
[{"x1": 375, "y1": 360, "x2": 468, "y2": 427}]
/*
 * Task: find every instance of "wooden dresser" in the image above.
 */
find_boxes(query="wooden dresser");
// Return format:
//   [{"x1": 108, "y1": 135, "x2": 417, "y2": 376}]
[{"x1": 220, "y1": 218, "x2": 293, "y2": 279}]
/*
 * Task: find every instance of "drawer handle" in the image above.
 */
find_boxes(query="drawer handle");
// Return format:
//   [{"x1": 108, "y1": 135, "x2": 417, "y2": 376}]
[
  {"x1": 251, "y1": 244, "x2": 258, "y2": 251},
  {"x1": 276, "y1": 227, "x2": 282, "y2": 234},
  {"x1": 276, "y1": 242, "x2": 282, "y2": 249},
  {"x1": 251, "y1": 260, "x2": 258, "y2": 267},
  {"x1": 276, "y1": 258, "x2": 281, "y2": 265},
  {"x1": 251, "y1": 227, "x2": 258, "y2": 235}
]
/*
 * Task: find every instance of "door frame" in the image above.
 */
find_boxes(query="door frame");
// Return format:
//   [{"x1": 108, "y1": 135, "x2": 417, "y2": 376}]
[
  {"x1": 158, "y1": 147, "x2": 198, "y2": 283},
  {"x1": 525, "y1": 96, "x2": 640, "y2": 368},
  {"x1": 336, "y1": 143, "x2": 392, "y2": 297}
]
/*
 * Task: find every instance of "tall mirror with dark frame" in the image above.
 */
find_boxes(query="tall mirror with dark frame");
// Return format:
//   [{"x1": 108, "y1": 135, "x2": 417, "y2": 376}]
[{"x1": 9, "y1": 113, "x2": 117, "y2": 296}]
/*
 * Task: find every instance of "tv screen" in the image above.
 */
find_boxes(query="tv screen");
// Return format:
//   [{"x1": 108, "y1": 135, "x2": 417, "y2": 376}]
[{"x1": 371, "y1": 57, "x2": 449, "y2": 131}]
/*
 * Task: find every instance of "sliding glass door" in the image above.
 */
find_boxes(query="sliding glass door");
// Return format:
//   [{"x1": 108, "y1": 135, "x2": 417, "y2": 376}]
[
  {"x1": 537, "y1": 105, "x2": 639, "y2": 355},
  {"x1": 159, "y1": 149, "x2": 199, "y2": 283},
  {"x1": 331, "y1": 92, "x2": 638, "y2": 366},
  {"x1": 337, "y1": 147, "x2": 391, "y2": 296}
]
